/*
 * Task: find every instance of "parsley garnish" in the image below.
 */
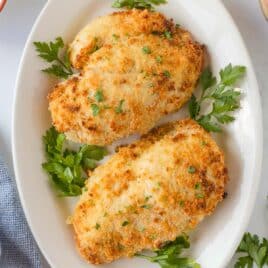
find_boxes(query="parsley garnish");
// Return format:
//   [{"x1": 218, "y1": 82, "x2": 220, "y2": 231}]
[
  {"x1": 112, "y1": 0, "x2": 167, "y2": 11},
  {"x1": 115, "y1": 99, "x2": 125, "y2": 114},
  {"x1": 164, "y1": 31, "x2": 172, "y2": 40},
  {"x1": 141, "y1": 204, "x2": 152, "y2": 209},
  {"x1": 90, "y1": 37, "x2": 100, "y2": 53},
  {"x1": 42, "y1": 127, "x2": 107, "y2": 196},
  {"x1": 194, "y1": 183, "x2": 201, "y2": 189},
  {"x1": 234, "y1": 233, "x2": 268, "y2": 268},
  {"x1": 122, "y1": 221, "x2": 129, "y2": 226},
  {"x1": 163, "y1": 70, "x2": 171, "y2": 78},
  {"x1": 145, "y1": 195, "x2": 152, "y2": 202},
  {"x1": 156, "y1": 56, "x2": 163, "y2": 63},
  {"x1": 179, "y1": 200, "x2": 185, "y2": 207},
  {"x1": 142, "y1": 46, "x2": 152, "y2": 54},
  {"x1": 33, "y1": 37, "x2": 73, "y2": 79},
  {"x1": 94, "y1": 89, "x2": 104, "y2": 102},
  {"x1": 95, "y1": 223, "x2": 101, "y2": 230},
  {"x1": 195, "y1": 193, "x2": 204, "y2": 199},
  {"x1": 136, "y1": 235, "x2": 200, "y2": 268},
  {"x1": 188, "y1": 166, "x2": 196, "y2": 174},
  {"x1": 112, "y1": 34, "x2": 120, "y2": 41},
  {"x1": 91, "y1": 103, "x2": 100, "y2": 116},
  {"x1": 189, "y1": 64, "x2": 246, "y2": 132}
]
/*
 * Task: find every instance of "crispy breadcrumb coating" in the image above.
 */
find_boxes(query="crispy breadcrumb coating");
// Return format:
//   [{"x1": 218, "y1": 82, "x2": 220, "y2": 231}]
[{"x1": 72, "y1": 119, "x2": 228, "y2": 264}]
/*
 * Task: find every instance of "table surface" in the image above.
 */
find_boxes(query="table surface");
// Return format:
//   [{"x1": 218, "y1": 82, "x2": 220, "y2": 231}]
[{"x1": 0, "y1": 1, "x2": 267, "y2": 267}]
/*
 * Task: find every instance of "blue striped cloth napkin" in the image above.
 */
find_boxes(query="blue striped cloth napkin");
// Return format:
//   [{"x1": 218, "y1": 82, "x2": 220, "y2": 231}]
[{"x1": 0, "y1": 155, "x2": 41, "y2": 268}]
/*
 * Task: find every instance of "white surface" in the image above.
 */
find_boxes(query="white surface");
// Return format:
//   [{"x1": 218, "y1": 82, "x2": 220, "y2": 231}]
[{"x1": 0, "y1": 1, "x2": 267, "y2": 268}]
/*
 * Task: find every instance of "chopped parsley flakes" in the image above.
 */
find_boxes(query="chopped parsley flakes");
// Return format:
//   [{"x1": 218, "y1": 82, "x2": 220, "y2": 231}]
[
  {"x1": 142, "y1": 46, "x2": 151, "y2": 54},
  {"x1": 122, "y1": 221, "x2": 129, "y2": 227},
  {"x1": 188, "y1": 166, "x2": 196, "y2": 174},
  {"x1": 115, "y1": 99, "x2": 125, "y2": 114},
  {"x1": 163, "y1": 70, "x2": 171, "y2": 78},
  {"x1": 163, "y1": 30, "x2": 172, "y2": 40},
  {"x1": 91, "y1": 103, "x2": 100, "y2": 116},
  {"x1": 94, "y1": 89, "x2": 104, "y2": 102},
  {"x1": 156, "y1": 56, "x2": 163, "y2": 63}
]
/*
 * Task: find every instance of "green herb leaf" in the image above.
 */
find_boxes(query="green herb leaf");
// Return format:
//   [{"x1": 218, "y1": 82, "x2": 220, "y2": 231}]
[
  {"x1": 141, "y1": 204, "x2": 152, "y2": 209},
  {"x1": 42, "y1": 64, "x2": 70, "y2": 79},
  {"x1": 199, "y1": 68, "x2": 216, "y2": 91},
  {"x1": 163, "y1": 30, "x2": 172, "y2": 40},
  {"x1": 91, "y1": 104, "x2": 100, "y2": 116},
  {"x1": 115, "y1": 99, "x2": 125, "y2": 114},
  {"x1": 220, "y1": 64, "x2": 246, "y2": 86},
  {"x1": 194, "y1": 183, "x2": 201, "y2": 190},
  {"x1": 197, "y1": 115, "x2": 222, "y2": 133},
  {"x1": 142, "y1": 46, "x2": 152, "y2": 54},
  {"x1": 189, "y1": 95, "x2": 200, "y2": 120},
  {"x1": 189, "y1": 64, "x2": 246, "y2": 132},
  {"x1": 94, "y1": 89, "x2": 104, "y2": 102},
  {"x1": 163, "y1": 70, "x2": 171, "y2": 78},
  {"x1": 112, "y1": 0, "x2": 167, "y2": 11},
  {"x1": 122, "y1": 221, "x2": 129, "y2": 226},
  {"x1": 42, "y1": 127, "x2": 106, "y2": 196},
  {"x1": 112, "y1": 34, "x2": 120, "y2": 40},
  {"x1": 136, "y1": 235, "x2": 200, "y2": 268},
  {"x1": 188, "y1": 166, "x2": 196, "y2": 174},
  {"x1": 234, "y1": 233, "x2": 268, "y2": 268},
  {"x1": 34, "y1": 37, "x2": 73, "y2": 79},
  {"x1": 156, "y1": 56, "x2": 163, "y2": 63}
]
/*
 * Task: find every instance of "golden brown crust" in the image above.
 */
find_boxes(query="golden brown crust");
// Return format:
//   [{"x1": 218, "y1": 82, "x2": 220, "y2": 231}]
[
  {"x1": 72, "y1": 119, "x2": 228, "y2": 264},
  {"x1": 48, "y1": 10, "x2": 204, "y2": 145}
]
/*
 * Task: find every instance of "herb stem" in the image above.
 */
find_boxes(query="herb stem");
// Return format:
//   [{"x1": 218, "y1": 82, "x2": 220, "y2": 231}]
[{"x1": 56, "y1": 58, "x2": 73, "y2": 74}]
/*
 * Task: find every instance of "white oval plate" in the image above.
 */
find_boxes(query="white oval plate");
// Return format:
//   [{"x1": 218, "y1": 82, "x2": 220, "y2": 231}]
[{"x1": 12, "y1": 1, "x2": 263, "y2": 268}]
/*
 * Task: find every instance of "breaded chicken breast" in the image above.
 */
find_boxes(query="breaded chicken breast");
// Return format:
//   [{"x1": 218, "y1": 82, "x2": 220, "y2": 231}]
[
  {"x1": 48, "y1": 10, "x2": 204, "y2": 145},
  {"x1": 72, "y1": 119, "x2": 228, "y2": 264}
]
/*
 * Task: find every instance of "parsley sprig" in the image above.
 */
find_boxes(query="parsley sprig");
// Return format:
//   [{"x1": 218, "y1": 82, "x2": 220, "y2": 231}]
[
  {"x1": 136, "y1": 235, "x2": 200, "y2": 268},
  {"x1": 235, "y1": 233, "x2": 268, "y2": 268},
  {"x1": 112, "y1": 0, "x2": 167, "y2": 11},
  {"x1": 42, "y1": 127, "x2": 107, "y2": 196},
  {"x1": 189, "y1": 64, "x2": 246, "y2": 132},
  {"x1": 34, "y1": 37, "x2": 73, "y2": 79}
]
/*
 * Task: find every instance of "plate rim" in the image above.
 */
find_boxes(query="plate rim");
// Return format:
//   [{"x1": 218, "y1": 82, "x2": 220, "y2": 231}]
[{"x1": 11, "y1": 1, "x2": 263, "y2": 267}]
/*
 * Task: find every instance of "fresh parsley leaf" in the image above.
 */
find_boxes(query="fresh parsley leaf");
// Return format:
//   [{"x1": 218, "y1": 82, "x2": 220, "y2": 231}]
[
  {"x1": 220, "y1": 64, "x2": 246, "y2": 86},
  {"x1": 189, "y1": 95, "x2": 200, "y2": 120},
  {"x1": 136, "y1": 235, "x2": 200, "y2": 268},
  {"x1": 197, "y1": 115, "x2": 222, "y2": 132},
  {"x1": 42, "y1": 64, "x2": 70, "y2": 79},
  {"x1": 234, "y1": 233, "x2": 268, "y2": 268},
  {"x1": 112, "y1": 0, "x2": 167, "y2": 11},
  {"x1": 115, "y1": 99, "x2": 125, "y2": 114},
  {"x1": 94, "y1": 90, "x2": 104, "y2": 102},
  {"x1": 199, "y1": 68, "x2": 216, "y2": 91},
  {"x1": 42, "y1": 127, "x2": 107, "y2": 196},
  {"x1": 34, "y1": 37, "x2": 73, "y2": 79},
  {"x1": 188, "y1": 64, "x2": 246, "y2": 132},
  {"x1": 91, "y1": 104, "x2": 100, "y2": 116}
]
